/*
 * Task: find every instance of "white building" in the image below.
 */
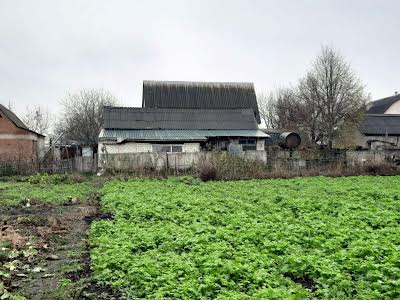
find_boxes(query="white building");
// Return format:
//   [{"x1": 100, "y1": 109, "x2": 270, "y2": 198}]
[
  {"x1": 98, "y1": 81, "x2": 269, "y2": 170},
  {"x1": 356, "y1": 94, "x2": 400, "y2": 150}
]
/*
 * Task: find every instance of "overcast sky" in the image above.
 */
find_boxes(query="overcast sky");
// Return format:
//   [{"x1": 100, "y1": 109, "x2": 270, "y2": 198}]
[{"x1": 0, "y1": 0, "x2": 399, "y2": 116}]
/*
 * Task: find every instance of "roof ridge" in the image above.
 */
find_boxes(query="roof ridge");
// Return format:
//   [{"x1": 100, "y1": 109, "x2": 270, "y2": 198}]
[
  {"x1": 104, "y1": 106, "x2": 255, "y2": 111},
  {"x1": 143, "y1": 80, "x2": 254, "y2": 86}
]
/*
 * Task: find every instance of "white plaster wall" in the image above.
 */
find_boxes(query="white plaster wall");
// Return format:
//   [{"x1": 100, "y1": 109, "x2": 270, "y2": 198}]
[
  {"x1": 182, "y1": 143, "x2": 200, "y2": 152},
  {"x1": 256, "y1": 140, "x2": 265, "y2": 150},
  {"x1": 100, "y1": 142, "x2": 201, "y2": 155},
  {"x1": 385, "y1": 101, "x2": 400, "y2": 114},
  {"x1": 101, "y1": 142, "x2": 152, "y2": 154}
]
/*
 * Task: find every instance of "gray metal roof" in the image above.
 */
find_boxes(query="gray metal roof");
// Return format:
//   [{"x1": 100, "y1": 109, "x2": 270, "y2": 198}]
[
  {"x1": 359, "y1": 114, "x2": 400, "y2": 135},
  {"x1": 0, "y1": 103, "x2": 29, "y2": 130},
  {"x1": 142, "y1": 80, "x2": 261, "y2": 123},
  {"x1": 103, "y1": 107, "x2": 258, "y2": 130},
  {"x1": 99, "y1": 129, "x2": 269, "y2": 142},
  {"x1": 367, "y1": 94, "x2": 400, "y2": 114}
]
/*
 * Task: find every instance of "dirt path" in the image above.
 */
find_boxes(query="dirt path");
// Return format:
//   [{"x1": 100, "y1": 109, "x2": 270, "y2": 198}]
[{"x1": 0, "y1": 199, "x2": 118, "y2": 300}]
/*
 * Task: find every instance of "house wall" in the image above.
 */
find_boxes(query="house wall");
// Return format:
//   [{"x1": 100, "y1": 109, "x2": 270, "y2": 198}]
[
  {"x1": 229, "y1": 138, "x2": 265, "y2": 150},
  {"x1": 257, "y1": 140, "x2": 265, "y2": 150},
  {"x1": 98, "y1": 140, "x2": 267, "y2": 170},
  {"x1": 98, "y1": 142, "x2": 201, "y2": 156},
  {"x1": 99, "y1": 142, "x2": 152, "y2": 154},
  {"x1": 353, "y1": 130, "x2": 400, "y2": 149},
  {"x1": 385, "y1": 101, "x2": 400, "y2": 114},
  {"x1": 182, "y1": 143, "x2": 200, "y2": 152},
  {"x1": 0, "y1": 113, "x2": 44, "y2": 161}
]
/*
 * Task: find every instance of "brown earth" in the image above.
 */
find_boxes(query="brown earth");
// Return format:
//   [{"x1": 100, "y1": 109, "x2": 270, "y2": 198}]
[{"x1": 0, "y1": 197, "x2": 118, "y2": 300}]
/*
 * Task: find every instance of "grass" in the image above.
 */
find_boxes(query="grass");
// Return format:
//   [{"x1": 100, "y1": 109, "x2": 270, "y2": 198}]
[{"x1": 90, "y1": 176, "x2": 400, "y2": 299}]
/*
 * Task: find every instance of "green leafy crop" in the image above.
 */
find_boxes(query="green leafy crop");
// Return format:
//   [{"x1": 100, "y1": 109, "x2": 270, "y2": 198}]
[{"x1": 90, "y1": 176, "x2": 400, "y2": 299}]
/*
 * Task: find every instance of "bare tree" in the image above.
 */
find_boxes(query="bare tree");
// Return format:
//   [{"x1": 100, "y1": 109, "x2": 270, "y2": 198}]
[
  {"x1": 258, "y1": 87, "x2": 303, "y2": 130},
  {"x1": 258, "y1": 92, "x2": 279, "y2": 128},
  {"x1": 22, "y1": 106, "x2": 51, "y2": 136},
  {"x1": 55, "y1": 89, "x2": 118, "y2": 147},
  {"x1": 298, "y1": 46, "x2": 368, "y2": 148}
]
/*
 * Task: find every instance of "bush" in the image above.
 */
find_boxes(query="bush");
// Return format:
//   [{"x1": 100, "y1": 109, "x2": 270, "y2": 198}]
[
  {"x1": 198, "y1": 162, "x2": 217, "y2": 181},
  {"x1": 29, "y1": 173, "x2": 69, "y2": 184},
  {"x1": 363, "y1": 162, "x2": 399, "y2": 176}
]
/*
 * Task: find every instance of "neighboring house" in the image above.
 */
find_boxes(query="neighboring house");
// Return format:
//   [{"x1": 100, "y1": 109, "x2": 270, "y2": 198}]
[
  {"x1": 366, "y1": 93, "x2": 400, "y2": 114},
  {"x1": 356, "y1": 114, "x2": 400, "y2": 150},
  {"x1": 99, "y1": 81, "x2": 268, "y2": 157},
  {"x1": 0, "y1": 104, "x2": 45, "y2": 161},
  {"x1": 355, "y1": 94, "x2": 400, "y2": 150}
]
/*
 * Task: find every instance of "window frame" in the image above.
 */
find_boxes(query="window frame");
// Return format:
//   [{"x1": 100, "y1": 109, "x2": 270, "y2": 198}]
[
  {"x1": 152, "y1": 144, "x2": 183, "y2": 153},
  {"x1": 238, "y1": 139, "x2": 257, "y2": 151}
]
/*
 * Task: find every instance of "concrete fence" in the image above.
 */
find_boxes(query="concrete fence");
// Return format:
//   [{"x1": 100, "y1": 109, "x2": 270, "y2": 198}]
[
  {"x1": 99, "y1": 151, "x2": 268, "y2": 172},
  {"x1": 0, "y1": 156, "x2": 98, "y2": 176}
]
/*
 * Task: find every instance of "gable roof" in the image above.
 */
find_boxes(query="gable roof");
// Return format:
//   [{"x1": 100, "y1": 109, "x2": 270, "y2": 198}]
[
  {"x1": 359, "y1": 114, "x2": 400, "y2": 135},
  {"x1": 0, "y1": 103, "x2": 29, "y2": 130},
  {"x1": 103, "y1": 107, "x2": 259, "y2": 130},
  {"x1": 0, "y1": 104, "x2": 45, "y2": 137},
  {"x1": 142, "y1": 80, "x2": 261, "y2": 123},
  {"x1": 367, "y1": 94, "x2": 400, "y2": 114}
]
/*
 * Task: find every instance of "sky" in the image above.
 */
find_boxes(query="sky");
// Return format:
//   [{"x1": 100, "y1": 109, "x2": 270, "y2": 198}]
[{"x1": 0, "y1": 0, "x2": 399, "y2": 117}]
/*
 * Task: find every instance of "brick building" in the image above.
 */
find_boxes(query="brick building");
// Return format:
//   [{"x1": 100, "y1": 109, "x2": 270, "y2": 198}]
[{"x1": 0, "y1": 104, "x2": 45, "y2": 161}]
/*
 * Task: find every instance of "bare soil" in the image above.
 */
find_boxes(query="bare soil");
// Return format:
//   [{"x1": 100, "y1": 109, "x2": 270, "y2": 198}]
[{"x1": 0, "y1": 197, "x2": 118, "y2": 300}]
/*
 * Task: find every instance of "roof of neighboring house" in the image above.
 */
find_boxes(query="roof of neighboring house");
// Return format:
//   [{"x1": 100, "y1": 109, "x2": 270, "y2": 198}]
[
  {"x1": 103, "y1": 107, "x2": 259, "y2": 130},
  {"x1": 142, "y1": 80, "x2": 261, "y2": 123},
  {"x1": 359, "y1": 114, "x2": 400, "y2": 135},
  {"x1": 99, "y1": 129, "x2": 269, "y2": 142},
  {"x1": 0, "y1": 104, "x2": 45, "y2": 137},
  {"x1": 367, "y1": 94, "x2": 400, "y2": 114},
  {"x1": 0, "y1": 104, "x2": 29, "y2": 130}
]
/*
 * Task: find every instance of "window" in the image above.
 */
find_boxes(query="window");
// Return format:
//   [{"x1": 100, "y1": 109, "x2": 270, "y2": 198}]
[
  {"x1": 171, "y1": 145, "x2": 183, "y2": 153},
  {"x1": 152, "y1": 144, "x2": 183, "y2": 153},
  {"x1": 239, "y1": 139, "x2": 257, "y2": 151}
]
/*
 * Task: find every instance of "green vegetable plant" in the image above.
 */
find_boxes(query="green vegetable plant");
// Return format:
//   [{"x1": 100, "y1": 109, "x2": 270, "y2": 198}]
[{"x1": 90, "y1": 176, "x2": 400, "y2": 299}]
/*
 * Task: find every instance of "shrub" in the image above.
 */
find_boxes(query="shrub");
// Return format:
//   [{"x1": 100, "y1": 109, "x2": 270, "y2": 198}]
[
  {"x1": 198, "y1": 162, "x2": 217, "y2": 181},
  {"x1": 363, "y1": 162, "x2": 399, "y2": 176},
  {"x1": 28, "y1": 173, "x2": 69, "y2": 184}
]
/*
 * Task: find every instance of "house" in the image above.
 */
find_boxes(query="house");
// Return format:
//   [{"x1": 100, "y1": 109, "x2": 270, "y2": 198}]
[
  {"x1": 98, "y1": 81, "x2": 269, "y2": 164},
  {"x1": 356, "y1": 114, "x2": 400, "y2": 150},
  {"x1": 366, "y1": 93, "x2": 400, "y2": 114},
  {"x1": 355, "y1": 94, "x2": 400, "y2": 150},
  {"x1": 0, "y1": 104, "x2": 45, "y2": 161}
]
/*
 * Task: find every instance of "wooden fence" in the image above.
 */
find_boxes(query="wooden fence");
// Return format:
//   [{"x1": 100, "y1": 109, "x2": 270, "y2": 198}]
[{"x1": 0, "y1": 155, "x2": 98, "y2": 176}]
